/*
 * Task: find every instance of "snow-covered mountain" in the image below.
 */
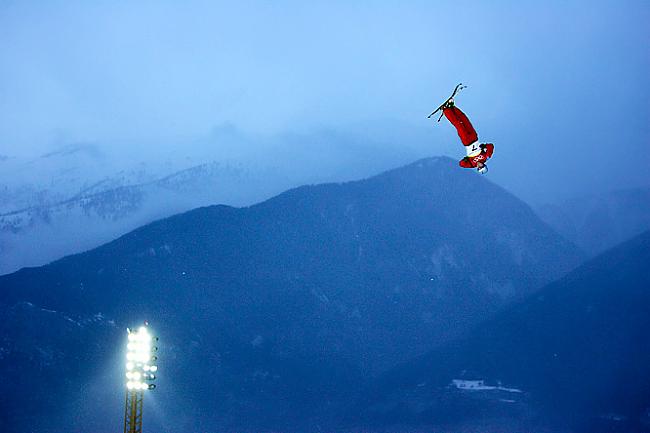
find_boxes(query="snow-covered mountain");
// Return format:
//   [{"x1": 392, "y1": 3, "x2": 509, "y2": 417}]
[
  {"x1": 0, "y1": 146, "x2": 294, "y2": 275},
  {"x1": 0, "y1": 132, "x2": 419, "y2": 275}
]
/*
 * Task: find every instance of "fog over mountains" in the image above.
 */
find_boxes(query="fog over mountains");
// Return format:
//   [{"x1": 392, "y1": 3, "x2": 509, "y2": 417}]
[
  {"x1": 0, "y1": 129, "x2": 422, "y2": 275},
  {"x1": 536, "y1": 187, "x2": 650, "y2": 256},
  {"x1": 0, "y1": 157, "x2": 584, "y2": 432},
  {"x1": 3, "y1": 137, "x2": 647, "y2": 277},
  {"x1": 0, "y1": 162, "x2": 290, "y2": 276},
  {"x1": 0, "y1": 143, "x2": 289, "y2": 275}
]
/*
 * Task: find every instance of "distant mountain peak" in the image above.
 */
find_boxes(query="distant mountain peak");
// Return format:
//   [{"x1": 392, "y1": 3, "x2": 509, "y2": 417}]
[
  {"x1": 39, "y1": 143, "x2": 104, "y2": 160},
  {"x1": 537, "y1": 186, "x2": 650, "y2": 255},
  {"x1": 383, "y1": 155, "x2": 458, "y2": 173}
]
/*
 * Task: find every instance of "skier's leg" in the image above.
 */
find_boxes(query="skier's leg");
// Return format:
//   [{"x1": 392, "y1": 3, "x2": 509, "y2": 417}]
[{"x1": 443, "y1": 106, "x2": 478, "y2": 146}]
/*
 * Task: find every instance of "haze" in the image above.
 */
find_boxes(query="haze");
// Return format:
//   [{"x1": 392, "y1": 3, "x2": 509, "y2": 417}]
[{"x1": 1, "y1": 0, "x2": 648, "y2": 203}]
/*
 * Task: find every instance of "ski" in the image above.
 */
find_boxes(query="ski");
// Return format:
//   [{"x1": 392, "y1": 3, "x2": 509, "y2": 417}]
[{"x1": 427, "y1": 83, "x2": 467, "y2": 122}]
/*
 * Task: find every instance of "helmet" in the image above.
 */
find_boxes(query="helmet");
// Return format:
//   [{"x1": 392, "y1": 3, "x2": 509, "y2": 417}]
[{"x1": 477, "y1": 165, "x2": 488, "y2": 174}]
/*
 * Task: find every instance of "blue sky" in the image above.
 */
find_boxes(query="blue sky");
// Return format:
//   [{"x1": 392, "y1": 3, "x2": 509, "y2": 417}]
[{"x1": 0, "y1": 0, "x2": 648, "y2": 202}]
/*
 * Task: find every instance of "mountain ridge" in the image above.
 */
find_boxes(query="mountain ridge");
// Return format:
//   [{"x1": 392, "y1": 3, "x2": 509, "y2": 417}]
[
  {"x1": 0, "y1": 156, "x2": 585, "y2": 432},
  {"x1": 353, "y1": 229, "x2": 650, "y2": 432},
  {"x1": 0, "y1": 159, "x2": 291, "y2": 275},
  {"x1": 536, "y1": 187, "x2": 650, "y2": 256}
]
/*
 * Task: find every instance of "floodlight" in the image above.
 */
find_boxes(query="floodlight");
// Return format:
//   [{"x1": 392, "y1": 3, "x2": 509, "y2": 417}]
[{"x1": 123, "y1": 323, "x2": 159, "y2": 433}]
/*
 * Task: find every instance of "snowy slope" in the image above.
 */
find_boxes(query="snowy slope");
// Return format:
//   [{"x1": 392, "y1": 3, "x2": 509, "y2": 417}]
[{"x1": 0, "y1": 152, "x2": 291, "y2": 274}]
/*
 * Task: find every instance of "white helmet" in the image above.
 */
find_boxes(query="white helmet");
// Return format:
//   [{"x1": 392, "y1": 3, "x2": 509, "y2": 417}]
[{"x1": 478, "y1": 165, "x2": 488, "y2": 174}]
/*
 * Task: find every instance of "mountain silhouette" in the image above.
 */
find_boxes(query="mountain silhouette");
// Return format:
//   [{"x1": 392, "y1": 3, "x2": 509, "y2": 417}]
[
  {"x1": 0, "y1": 157, "x2": 583, "y2": 432},
  {"x1": 354, "y1": 230, "x2": 650, "y2": 433}
]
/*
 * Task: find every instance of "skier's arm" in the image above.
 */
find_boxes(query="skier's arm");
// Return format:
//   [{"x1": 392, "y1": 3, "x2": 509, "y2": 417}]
[{"x1": 480, "y1": 143, "x2": 494, "y2": 158}]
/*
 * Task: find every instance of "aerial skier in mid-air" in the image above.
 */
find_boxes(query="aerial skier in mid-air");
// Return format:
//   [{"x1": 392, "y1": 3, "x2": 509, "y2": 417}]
[{"x1": 428, "y1": 84, "x2": 494, "y2": 174}]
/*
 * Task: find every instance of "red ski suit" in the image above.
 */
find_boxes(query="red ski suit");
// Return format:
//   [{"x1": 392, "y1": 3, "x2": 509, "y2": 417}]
[{"x1": 443, "y1": 106, "x2": 494, "y2": 168}]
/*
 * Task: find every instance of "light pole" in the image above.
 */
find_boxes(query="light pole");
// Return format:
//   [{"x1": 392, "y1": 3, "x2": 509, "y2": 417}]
[{"x1": 123, "y1": 322, "x2": 158, "y2": 433}]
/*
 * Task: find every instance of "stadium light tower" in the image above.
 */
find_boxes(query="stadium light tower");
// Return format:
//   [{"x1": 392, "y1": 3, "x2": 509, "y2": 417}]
[{"x1": 123, "y1": 322, "x2": 158, "y2": 433}]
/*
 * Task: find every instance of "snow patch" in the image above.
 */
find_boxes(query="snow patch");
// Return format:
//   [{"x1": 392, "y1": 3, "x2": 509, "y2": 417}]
[
  {"x1": 451, "y1": 379, "x2": 522, "y2": 393},
  {"x1": 17, "y1": 302, "x2": 81, "y2": 327}
]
